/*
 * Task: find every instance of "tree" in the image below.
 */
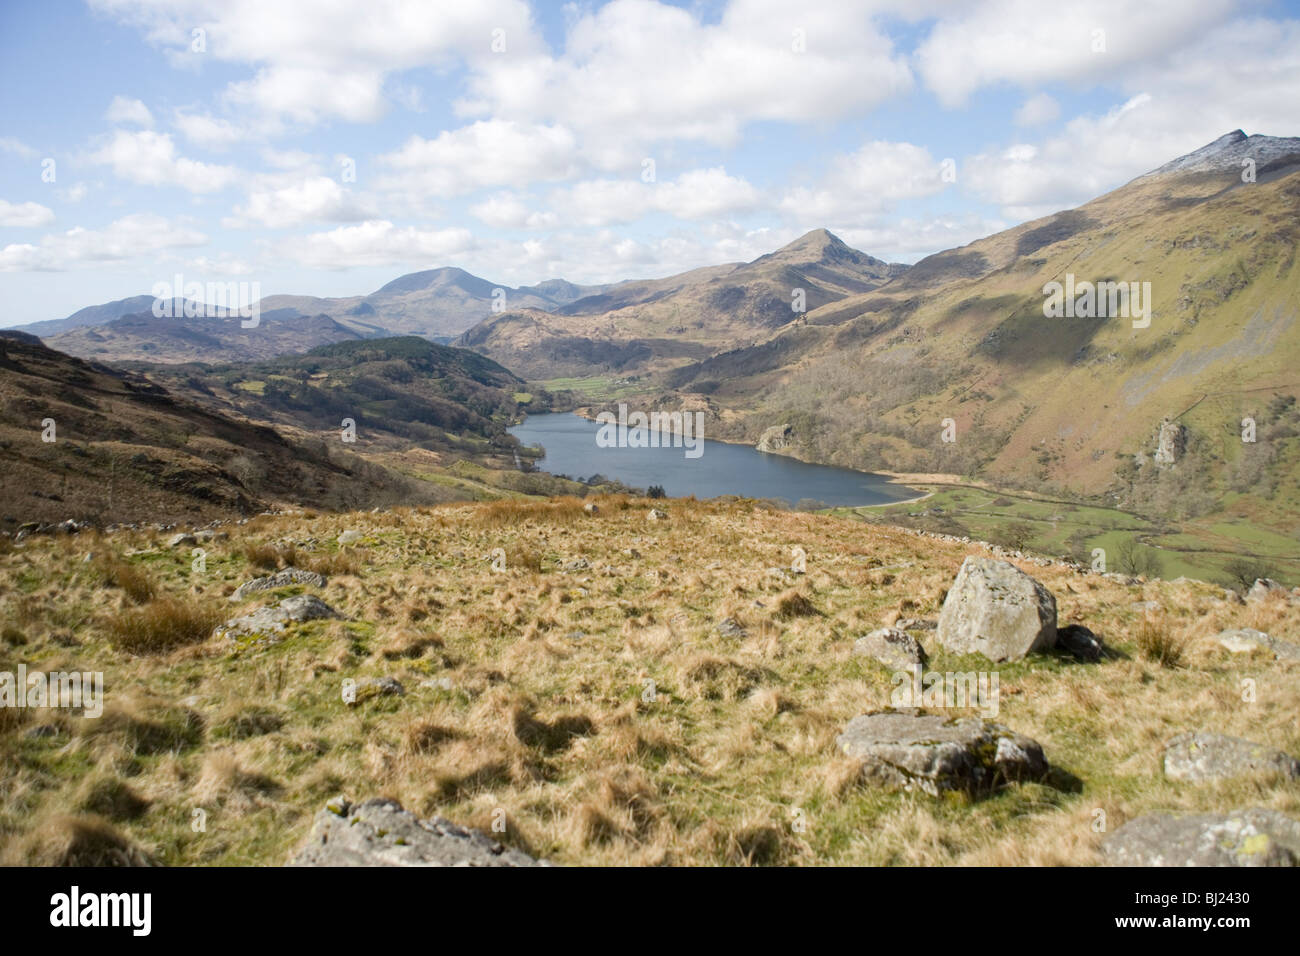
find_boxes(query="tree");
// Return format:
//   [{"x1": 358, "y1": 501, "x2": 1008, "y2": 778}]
[{"x1": 647, "y1": 485, "x2": 666, "y2": 499}]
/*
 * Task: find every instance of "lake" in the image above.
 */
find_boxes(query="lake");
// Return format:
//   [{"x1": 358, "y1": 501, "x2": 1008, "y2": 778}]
[{"x1": 508, "y1": 412, "x2": 917, "y2": 507}]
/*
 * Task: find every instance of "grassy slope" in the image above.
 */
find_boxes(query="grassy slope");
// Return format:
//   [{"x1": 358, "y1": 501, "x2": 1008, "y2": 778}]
[{"x1": 2, "y1": 497, "x2": 1296, "y2": 866}]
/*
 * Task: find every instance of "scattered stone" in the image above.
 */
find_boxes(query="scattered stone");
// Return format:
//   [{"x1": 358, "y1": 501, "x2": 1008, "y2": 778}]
[
  {"x1": 895, "y1": 618, "x2": 937, "y2": 631},
  {"x1": 562, "y1": 557, "x2": 591, "y2": 572},
  {"x1": 854, "y1": 626, "x2": 926, "y2": 671},
  {"x1": 216, "y1": 594, "x2": 341, "y2": 645},
  {"x1": 647, "y1": 509, "x2": 669, "y2": 522},
  {"x1": 1247, "y1": 578, "x2": 1287, "y2": 602},
  {"x1": 1102, "y1": 809, "x2": 1300, "y2": 866},
  {"x1": 936, "y1": 556, "x2": 1057, "y2": 662},
  {"x1": 231, "y1": 567, "x2": 328, "y2": 601},
  {"x1": 1163, "y1": 732, "x2": 1300, "y2": 783},
  {"x1": 583, "y1": 502, "x2": 599, "y2": 515},
  {"x1": 1216, "y1": 627, "x2": 1268, "y2": 654},
  {"x1": 717, "y1": 617, "x2": 748, "y2": 639},
  {"x1": 289, "y1": 798, "x2": 547, "y2": 866},
  {"x1": 348, "y1": 676, "x2": 404, "y2": 705},
  {"x1": 337, "y1": 530, "x2": 363, "y2": 546},
  {"x1": 835, "y1": 709, "x2": 1049, "y2": 796},
  {"x1": 1056, "y1": 624, "x2": 1104, "y2": 662},
  {"x1": 166, "y1": 532, "x2": 197, "y2": 548}
]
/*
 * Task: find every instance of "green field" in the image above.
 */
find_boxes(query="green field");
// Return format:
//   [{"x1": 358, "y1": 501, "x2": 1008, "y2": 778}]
[{"x1": 838, "y1": 484, "x2": 1299, "y2": 589}]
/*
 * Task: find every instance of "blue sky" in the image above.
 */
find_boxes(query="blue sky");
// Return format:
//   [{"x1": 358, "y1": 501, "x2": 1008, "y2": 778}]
[{"x1": 2, "y1": 0, "x2": 1298, "y2": 326}]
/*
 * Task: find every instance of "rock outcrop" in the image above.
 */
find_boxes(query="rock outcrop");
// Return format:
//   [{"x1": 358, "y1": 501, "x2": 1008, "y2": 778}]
[
  {"x1": 756, "y1": 423, "x2": 793, "y2": 454},
  {"x1": 289, "y1": 797, "x2": 547, "y2": 866},
  {"x1": 853, "y1": 626, "x2": 926, "y2": 671}
]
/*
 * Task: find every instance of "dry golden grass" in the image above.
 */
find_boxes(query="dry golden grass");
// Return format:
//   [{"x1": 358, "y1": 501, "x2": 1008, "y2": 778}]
[{"x1": 2, "y1": 497, "x2": 1297, "y2": 866}]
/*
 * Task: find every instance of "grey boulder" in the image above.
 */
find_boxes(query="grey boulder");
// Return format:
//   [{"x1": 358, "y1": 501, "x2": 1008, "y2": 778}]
[
  {"x1": 835, "y1": 709, "x2": 1049, "y2": 796},
  {"x1": 1102, "y1": 809, "x2": 1300, "y2": 866},
  {"x1": 1163, "y1": 732, "x2": 1300, "y2": 783},
  {"x1": 289, "y1": 797, "x2": 547, "y2": 866},
  {"x1": 936, "y1": 557, "x2": 1057, "y2": 662},
  {"x1": 216, "y1": 594, "x2": 341, "y2": 644},
  {"x1": 854, "y1": 626, "x2": 926, "y2": 671}
]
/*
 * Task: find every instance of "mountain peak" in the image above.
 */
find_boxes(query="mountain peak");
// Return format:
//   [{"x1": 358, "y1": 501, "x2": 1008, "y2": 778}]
[{"x1": 1144, "y1": 129, "x2": 1300, "y2": 178}]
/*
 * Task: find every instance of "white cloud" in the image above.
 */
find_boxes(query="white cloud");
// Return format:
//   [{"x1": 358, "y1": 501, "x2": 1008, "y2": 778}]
[
  {"x1": 0, "y1": 213, "x2": 207, "y2": 271},
  {"x1": 378, "y1": 121, "x2": 578, "y2": 197},
  {"x1": 225, "y1": 176, "x2": 371, "y2": 228},
  {"x1": 0, "y1": 137, "x2": 38, "y2": 159},
  {"x1": 962, "y1": 16, "x2": 1300, "y2": 219},
  {"x1": 173, "y1": 111, "x2": 255, "y2": 149},
  {"x1": 461, "y1": 0, "x2": 913, "y2": 165},
  {"x1": 547, "y1": 167, "x2": 762, "y2": 227},
  {"x1": 89, "y1": 129, "x2": 239, "y2": 193},
  {"x1": 1014, "y1": 93, "x2": 1060, "y2": 127},
  {"x1": 93, "y1": 0, "x2": 540, "y2": 126},
  {"x1": 280, "y1": 220, "x2": 476, "y2": 269},
  {"x1": 470, "y1": 193, "x2": 558, "y2": 230},
  {"x1": 780, "y1": 141, "x2": 949, "y2": 223},
  {"x1": 915, "y1": 0, "x2": 1241, "y2": 107},
  {"x1": 0, "y1": 200, "x2": 55, "y2": 228},
  {"x1": 105, "y1": 95, "x2": 154, "y2": 127}
]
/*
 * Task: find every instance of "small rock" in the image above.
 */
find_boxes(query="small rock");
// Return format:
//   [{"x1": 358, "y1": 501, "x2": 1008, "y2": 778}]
[
  {"x1": 854, "y1": 626, "x2": 926, "y2": 671},
  {"x1": 1130, "y1": 600, "x2": 1161, "y2": 613},
  {"x1": 1056, "y1": 624, "x2": 1104, "y2": 662},
  {"x1": 1102, "y1": 809, "x2": 1300, "y2": 866},
  {"x1": 583, "y1": 502, "x2": 599, "y2": 515},
  {"x1": 1247, "y1": 578, "x2": 1287, "y2": 602},
  {"x1": 835, "y1": 709, "x2": 1049, "y2": 797},
  {"x1": 717, "y1": 617, "x2": 748, "y2": 639},
  {"x1": 347, "y1": 676, "x2": 404, "y2": 705},
  {"x1": 167, "y1": 532, "x2": 197, "y2": 548},
  {"x1": 24, "y1": 723, "x2": 60, "y2": 740},
  {"x1": 1163, "y1": 731, "x2": 1300, "y2": 783},
  {"x1": 338, "y1": 530, "x2": 363, "y2": 546},
  {"x1": 289, "y1": 798, "x2": 547, "y2": 866},
  {"x1": 647, "y1": 509, "x2": 669, "y2": 522},
  {"x1": 562, "y1": 557, "x2": 591, "y2": 572},
  {"x1": 895, "y1": 618, "x2": 937, "y2": 631}
]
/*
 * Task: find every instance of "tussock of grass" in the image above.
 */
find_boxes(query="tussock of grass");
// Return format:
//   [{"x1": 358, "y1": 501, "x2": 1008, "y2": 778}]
[
  {"x1": 93, "y1": 556, "x2": 156, "y2": 604},
  {"x1": 1134, "y1": 615, "x2": 1186, "y2": 668},
  {"x1": 107, "y1": 598, "x2": 224, "y2": 654}
]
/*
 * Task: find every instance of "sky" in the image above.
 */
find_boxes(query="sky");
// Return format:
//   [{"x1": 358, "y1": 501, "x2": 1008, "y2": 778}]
[{"x1": 1, "y1": 0, "x2": 1298, "y2": 326}]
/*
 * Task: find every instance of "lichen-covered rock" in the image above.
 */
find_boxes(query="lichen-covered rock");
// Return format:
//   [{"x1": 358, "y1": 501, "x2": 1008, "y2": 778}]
[
  {"x1": 346, "y1": 676, "x2": 404, "y2": 705},
  {"x1": 231, "y1": 567, "x2": 328, "y2": 601},
  {"x1": 1102, "y1": 809, "x2": 1300, "y2": 866},
  {"x1": 1163, "y1": 732, "x2": 1300, "y2": 783},
  {"x1": 835, "y1": 709, "x2": 1049, "y2": 796},
  {"x1": 854, "y1": 626, "x2": 926, "y2": 671},
  {"x1": 289, "y1": 798, "x2": 548, "y2": 867},
  {"x1": 1216, "y1": 627, "x2": 1269, "y2": 653},
  {"x1": 216, "y1": 594, "x2": 340, "y2": 645},
  {"x1": 936, "y1": 556, "x2": 1057, "y2": 662}
]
